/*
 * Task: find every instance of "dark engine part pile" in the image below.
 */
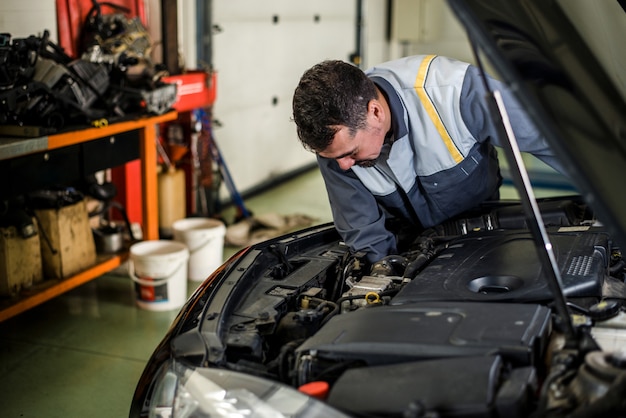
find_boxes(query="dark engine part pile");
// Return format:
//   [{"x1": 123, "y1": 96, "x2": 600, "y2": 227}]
[
  {"x1": 184, "y1": 197, "x2": 626, "y2": 417},
  {"x1": 0, "y1": 7, "x2": 175, "y2": 132}
]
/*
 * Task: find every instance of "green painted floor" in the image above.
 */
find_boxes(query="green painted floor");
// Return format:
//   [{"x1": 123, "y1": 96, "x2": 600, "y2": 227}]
[{"x1": 0, "y1": 166, "x2": 571, "y2": 417}]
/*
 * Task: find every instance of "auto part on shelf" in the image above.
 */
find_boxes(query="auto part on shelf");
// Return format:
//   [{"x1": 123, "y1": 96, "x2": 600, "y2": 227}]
[{"x1": 0, "y1": 14, "x2": 175, "y2": 131}]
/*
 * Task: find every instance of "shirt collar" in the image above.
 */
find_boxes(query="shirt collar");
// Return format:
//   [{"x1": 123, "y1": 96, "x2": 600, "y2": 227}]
[{"x1": 369, "y1": 76, "x2": 408, "y2": 142}]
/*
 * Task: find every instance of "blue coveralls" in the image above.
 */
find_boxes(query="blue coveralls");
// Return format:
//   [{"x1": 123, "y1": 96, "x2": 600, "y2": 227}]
[{"x1": 317, "y1": 55, "x2": 561, "y2": 262}]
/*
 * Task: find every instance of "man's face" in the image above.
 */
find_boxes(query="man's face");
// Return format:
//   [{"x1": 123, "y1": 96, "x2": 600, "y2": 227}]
[
  {"x1": 318, "y1": 124, "x2": 386, "y2": 170},
  {"x1": 317, "y1": 94, "x2": 390, "y2": 171}
]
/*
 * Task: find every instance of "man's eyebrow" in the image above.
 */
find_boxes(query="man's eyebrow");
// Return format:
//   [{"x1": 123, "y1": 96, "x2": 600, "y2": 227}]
[{"x1": 333, "y1": 148, "x2": 357, "y2": 160}]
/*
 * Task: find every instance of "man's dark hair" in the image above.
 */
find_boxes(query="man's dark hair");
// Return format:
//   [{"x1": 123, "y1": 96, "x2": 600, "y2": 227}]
[{"x1": 292, "y1": 60, "x2": 377, "y2": 152}]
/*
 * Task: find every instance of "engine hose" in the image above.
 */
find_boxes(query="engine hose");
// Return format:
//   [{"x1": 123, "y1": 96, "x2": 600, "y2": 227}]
[
  {"x1": 315, "y1": 301, "x2": 339, "y2": 318},
  {"x1": 319, "y1": 304, "x2": 340, "y2": 326},
  {"x1": 276, "y1": 340, "x2": 302, "y2": 383},
  {"x1": 402, "y1": 242, "x2": 449, "y2": 281},
  {"x1": 609, "y1": 259, "x2": 626, "y2": 277},
  {"x1": 300, "y1": 296, "x2": 339, "y2": 326},
  {"x1": 333, "y1": 252, "x2": 363, "y2": 300},
  {"x1": 402, "y1": 253, "x2": 431, "y2": 281}
]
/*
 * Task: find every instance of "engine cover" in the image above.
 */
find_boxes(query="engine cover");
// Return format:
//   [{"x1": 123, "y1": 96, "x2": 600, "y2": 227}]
[{"x1": 393, "y1": 228, "x2": 609, "y2": 304}]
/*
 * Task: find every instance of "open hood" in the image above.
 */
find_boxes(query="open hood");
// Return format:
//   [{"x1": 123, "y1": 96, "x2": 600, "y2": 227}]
[{"x1": 447, "y1": 0, "x2": 626, "y2": 250}]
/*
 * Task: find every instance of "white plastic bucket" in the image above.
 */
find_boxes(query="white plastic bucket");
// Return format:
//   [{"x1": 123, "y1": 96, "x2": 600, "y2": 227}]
[
  {"x1": 173, "y1": 217, "x2": 226, "y2": 281},
  {"x1": 129, "y1": 240, "x2": 189, "y2": 311}
]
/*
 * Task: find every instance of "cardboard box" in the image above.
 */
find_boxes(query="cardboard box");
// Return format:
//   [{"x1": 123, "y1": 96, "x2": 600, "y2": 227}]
[
  {"x1": 0, "y1": 221, "x2": 44, "y2": 297},
  {"x1": 35, "y1": 200, "x2": 97, "y2": 279}
]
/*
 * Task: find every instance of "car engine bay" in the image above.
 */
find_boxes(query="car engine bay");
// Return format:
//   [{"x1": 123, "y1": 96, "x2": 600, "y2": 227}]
[{"x1": 167, "y1": 197, "x2": 626, "y2": 417}]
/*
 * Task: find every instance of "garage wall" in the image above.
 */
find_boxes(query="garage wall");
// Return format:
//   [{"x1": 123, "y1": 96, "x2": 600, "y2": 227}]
[
  {"x1": 208, "y1": 1, "x2": 357, "y2": 195},
  {"x1": 387, "y1": 0, "x2": 472, "y2": 64},
  {"x1": 361, "y1": 0, "x2": 392, "y2": 69},
  {"x1": 0, "y1": 0, "x2": 57, "y2": 41}
]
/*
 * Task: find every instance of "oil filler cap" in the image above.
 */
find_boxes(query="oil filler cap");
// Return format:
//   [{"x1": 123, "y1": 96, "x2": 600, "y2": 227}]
[
  {"x1": 588, "y1": 300, "x2": 621, "y2": 321},
  {"x1": 298, "y1": 381, "x2": 330, "y2": 400}
]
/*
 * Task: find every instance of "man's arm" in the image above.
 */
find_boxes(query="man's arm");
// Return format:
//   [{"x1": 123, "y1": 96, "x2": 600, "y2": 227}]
[
  {"x1": 317, "y1": 156, "x2": 396, "y2": 262},
  {"x1": 460, "y1": 65, "x2": 564, "y2": 173}
]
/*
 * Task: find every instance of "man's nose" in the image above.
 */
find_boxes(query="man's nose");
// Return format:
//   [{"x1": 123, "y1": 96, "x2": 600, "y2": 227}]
[{"x1": 337, "y1": 157, "x2": 355, "y2": 170}]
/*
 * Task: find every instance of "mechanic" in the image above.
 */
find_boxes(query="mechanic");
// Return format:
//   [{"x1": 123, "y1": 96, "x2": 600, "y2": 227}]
[{"x1": 292, "y1": 54, "x2": 562, "y2": 263}]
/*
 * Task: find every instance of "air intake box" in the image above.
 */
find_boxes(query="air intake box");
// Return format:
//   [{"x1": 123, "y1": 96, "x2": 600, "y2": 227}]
[
  {"x1": 294, "y1": 301, "x2": 551, "y2": 384},
  {"x1": 327, "y1": 356, "x2": 537, "y2": 418}
]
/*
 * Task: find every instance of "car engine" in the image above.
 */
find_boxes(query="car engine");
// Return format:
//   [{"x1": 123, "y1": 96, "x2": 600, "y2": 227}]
[{"x1": 172, "y1": 197, "x2": 626, "y2": 417}]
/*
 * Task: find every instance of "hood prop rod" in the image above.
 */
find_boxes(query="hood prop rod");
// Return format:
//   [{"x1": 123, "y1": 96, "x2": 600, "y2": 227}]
[
  {"x1": 487, "y1": 88, "x2": 576, "y2": 343},
  {"x1": 464, "y1": 34, "x2": 579, "y2": 343}
]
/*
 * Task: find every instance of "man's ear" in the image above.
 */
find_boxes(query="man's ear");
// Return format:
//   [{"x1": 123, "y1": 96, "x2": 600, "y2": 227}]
[{"x1": 368, "y1": 99, "x2": 384, "y2": 123}]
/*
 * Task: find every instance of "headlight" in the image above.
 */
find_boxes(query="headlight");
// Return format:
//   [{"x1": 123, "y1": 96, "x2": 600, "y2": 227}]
[{"x1": 148, "y1": 360, "x2": 349, "y2": 418}]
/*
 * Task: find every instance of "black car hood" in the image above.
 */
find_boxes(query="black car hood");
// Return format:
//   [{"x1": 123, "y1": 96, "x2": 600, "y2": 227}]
[{"x1": 447, "y1": 0, "x2": 626, "y2": 250}]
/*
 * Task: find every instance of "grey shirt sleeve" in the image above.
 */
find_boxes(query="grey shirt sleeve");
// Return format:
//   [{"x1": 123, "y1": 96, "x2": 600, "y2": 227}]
[
  {"x1": 460, "y1": 65, "x2": 564, "y2": 173},
  {"x1": 317, "y1": 155, "x2": 397, "y2": 262}
]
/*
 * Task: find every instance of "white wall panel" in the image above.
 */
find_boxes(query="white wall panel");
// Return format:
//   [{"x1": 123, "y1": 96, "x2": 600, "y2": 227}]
[
  {"x1": 215, "y1": 0, "x2": 354, "y2": 21},
  {"x1": 362, "y1": 0, "x2": 391, "y2": 68},
  {"x1": 0, "y1": 0, "x2": 57, "y2": 42},
  {"x1": 391, "y1": 1, "x2": 473, "y2": 63},
  {"x1": 212, "y1": 0, "x2": 356, "y2": 195}
]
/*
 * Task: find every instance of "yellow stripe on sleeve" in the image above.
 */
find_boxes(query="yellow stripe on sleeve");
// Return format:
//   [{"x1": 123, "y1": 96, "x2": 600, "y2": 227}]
[{"x1": 414, "y1": 55, "x2": 463, "y2": 163}]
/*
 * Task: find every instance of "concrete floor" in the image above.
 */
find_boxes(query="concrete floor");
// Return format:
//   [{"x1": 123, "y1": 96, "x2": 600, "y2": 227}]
[{"x1": 0, "y1": 166, "x2": 572, "y2": 417}]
